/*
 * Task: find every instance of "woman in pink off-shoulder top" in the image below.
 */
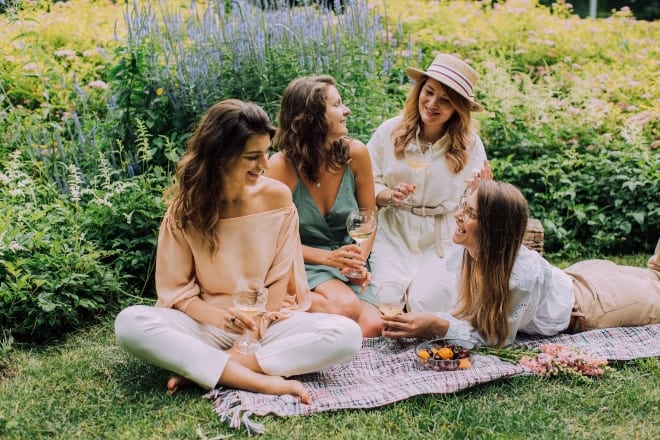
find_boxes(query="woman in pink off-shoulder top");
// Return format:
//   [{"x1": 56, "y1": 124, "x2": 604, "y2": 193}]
[{"x1": 114, "y1": 99, "x2": 362, "y2": 402}]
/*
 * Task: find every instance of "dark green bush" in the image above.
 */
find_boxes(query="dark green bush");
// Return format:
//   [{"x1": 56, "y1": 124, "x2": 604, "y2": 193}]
[
  {"x1": 494, "y1": 146, "x2": 659, "y2": 256},
  {"x1": 0, "y1": 152, "x2": 123, "y2": 341}
]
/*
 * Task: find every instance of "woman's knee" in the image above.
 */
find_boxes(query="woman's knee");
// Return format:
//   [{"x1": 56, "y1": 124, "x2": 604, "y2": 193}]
[
  {"x1": 334, "y1": 316, "x2": 363, "y2": 357},
  {"x1": 358, "y1": 303, "x2": 384, "y2": 338},
  {"x1": 114, "y1": 305, "x2": 151, "y2": 347},
  {"x1": 316, "y1": 315, "x2": 362, "y2": 358}
]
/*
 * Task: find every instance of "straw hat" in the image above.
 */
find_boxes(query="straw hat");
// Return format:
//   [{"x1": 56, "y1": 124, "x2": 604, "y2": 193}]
[{"x1": 406, "y1": 54, "x2": 483, "y2": 112}]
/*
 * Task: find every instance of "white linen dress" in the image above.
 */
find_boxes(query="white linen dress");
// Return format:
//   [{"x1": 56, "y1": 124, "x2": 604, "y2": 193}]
[{"x1": 367, "y1": 116, "x2": 487, "y2": 313}]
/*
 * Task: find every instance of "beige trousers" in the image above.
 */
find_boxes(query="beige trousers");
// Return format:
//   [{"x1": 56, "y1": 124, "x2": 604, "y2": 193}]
[{"x1": 566, "y1": 239, "x2": 660, "y2": 330}]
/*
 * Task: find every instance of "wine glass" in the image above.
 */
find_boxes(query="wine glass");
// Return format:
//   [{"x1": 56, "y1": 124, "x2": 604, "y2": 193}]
[
  {"x1": 404, "y1": 140, "x2": 433, "y2": 204},
  {"x1": 375, "y1": 282, "x2": 406, "y2": 350},
  {"x1": 344, "y1": 208, "x2": 377, "y2": 278},
  {"x1": 232, "y1": 277, "x2": 268, "y2": 355},
  {"x1": 375, "y1": 282, "x2": 406, "y2": 317}
]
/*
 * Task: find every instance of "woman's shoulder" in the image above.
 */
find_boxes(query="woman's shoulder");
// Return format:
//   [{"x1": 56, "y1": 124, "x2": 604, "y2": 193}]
[
  {"x1": 266, "y1": 151, "x2": 289, "y2": 171},
  {"x1": 265, "y1": 151, "x2": 297, "y2": 189},
  {"x1": 510, "y1": 246, "x2": 547, "y2": 289},
  {"x1": 378, "y1": 115, "x2": 402, "y2": 131},
  {"x1": 256, "y1": 176, "x2": 294, "y2": 209},
  {"x1": 347, "y1": 137, "x2": 369, "y2": 157}
]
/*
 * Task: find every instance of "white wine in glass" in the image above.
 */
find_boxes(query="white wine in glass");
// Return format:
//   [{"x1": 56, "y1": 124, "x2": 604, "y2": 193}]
[
  {"x1": 232, "y1": 277, "x2": 268, "y2": 355},
  {"x1": 375, "y1": 282, "x2": 406, "y2": 317},
  {"x1": 345, "y1": 208, "x2": 377, "y2": 278},
  {"x1": 404, "y1": 141, "x2": 433, "y2": 203}
]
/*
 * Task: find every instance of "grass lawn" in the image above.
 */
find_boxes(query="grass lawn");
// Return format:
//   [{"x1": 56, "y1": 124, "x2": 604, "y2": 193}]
[{"x1": 1, "y1": 256, "x2": 658, "y2": 439}]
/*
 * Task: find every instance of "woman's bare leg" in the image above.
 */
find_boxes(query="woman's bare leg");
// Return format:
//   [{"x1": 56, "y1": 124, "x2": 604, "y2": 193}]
[
  {"x1": 356, "y1": 301, "x2": 384, "y2": 338},
  {"x1": 309, "y1": 279, "x2": 361, "y2": 320}
]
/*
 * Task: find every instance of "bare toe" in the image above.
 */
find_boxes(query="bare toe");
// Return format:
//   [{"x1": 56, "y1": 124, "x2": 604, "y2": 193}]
[
  {"x1": 166, "y1": 374, "x2": 192, "y2": 395},
  {"x1": 291, "y1": 381, "x2": 311, "y2": 404}
]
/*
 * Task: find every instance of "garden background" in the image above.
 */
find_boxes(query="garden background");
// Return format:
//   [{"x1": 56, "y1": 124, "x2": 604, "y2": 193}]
[{"x1": 0, "y1": 0, "x2": 658, "y2": 438}]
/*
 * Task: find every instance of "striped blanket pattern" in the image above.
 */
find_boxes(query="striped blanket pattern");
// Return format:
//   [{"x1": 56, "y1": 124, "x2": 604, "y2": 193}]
[{"x1": 205, "y1": 325, "x2": 660, "y2": 433}]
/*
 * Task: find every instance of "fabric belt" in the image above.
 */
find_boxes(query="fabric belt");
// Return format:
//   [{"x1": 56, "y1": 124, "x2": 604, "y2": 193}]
[
  {"x1": 393, "y1": 202, "x2": 454, "y2": 257},
  {"x1": 396, "y1": 203, "x2": 449, "y2": 217}
]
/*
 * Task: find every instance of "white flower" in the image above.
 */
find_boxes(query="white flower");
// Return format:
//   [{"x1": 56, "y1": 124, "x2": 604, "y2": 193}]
[
  {"x1": 88, "y1": 80, "x2": 109, "y2": 90},
  {"x1": 54, "y1": 49, "x2": 76, "y2": 59}
]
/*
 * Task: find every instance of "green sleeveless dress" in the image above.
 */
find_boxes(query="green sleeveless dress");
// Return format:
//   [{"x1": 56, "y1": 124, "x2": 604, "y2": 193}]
[{"x1": 292, "y1": 166, "x2": 376, "y2": 305}]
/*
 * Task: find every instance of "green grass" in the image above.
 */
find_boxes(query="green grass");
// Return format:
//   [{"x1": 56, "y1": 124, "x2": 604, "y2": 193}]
[{"x1": 1, "y1": 255, "x2": 658, "y2": 439}]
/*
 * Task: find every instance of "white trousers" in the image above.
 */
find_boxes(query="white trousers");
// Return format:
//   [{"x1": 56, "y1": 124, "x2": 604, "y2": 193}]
[{"x1": 115, "y1": 305, "x2": 362, "y2": 389}]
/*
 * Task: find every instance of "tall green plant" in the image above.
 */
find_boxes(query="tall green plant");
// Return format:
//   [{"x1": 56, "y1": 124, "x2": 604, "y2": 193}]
[{"x1": 108, "y1": 0, "x2": 412, "y2": 165}]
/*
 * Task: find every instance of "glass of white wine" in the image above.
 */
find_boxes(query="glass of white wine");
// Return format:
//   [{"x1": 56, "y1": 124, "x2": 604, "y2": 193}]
[
  {"x1": 404, "y1": 140, "x2": 433, "y2": 204},
  {"x1": 345, "y1": 208, "x2": 377, "y2": 278},
  {"x1": 232, "y1": 277, "x2": 268, "y2": 355},
  {"x1": 375, "y1": 282, "x2": 406, "y2": 317},
  {"x1": 376, "y1": 282, "x2": 406, "y2": 350}
]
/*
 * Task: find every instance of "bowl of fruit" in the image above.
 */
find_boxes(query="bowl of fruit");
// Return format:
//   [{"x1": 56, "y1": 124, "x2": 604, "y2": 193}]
[{"x1": 415, "y1": 338, "x2": 475, "y2": 371}]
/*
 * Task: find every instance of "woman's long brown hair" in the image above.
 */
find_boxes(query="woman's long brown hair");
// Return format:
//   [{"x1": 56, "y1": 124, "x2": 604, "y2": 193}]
[
  {"x1": 274, "y1": 75, "x2": 350, "y2": 183},
  {"x1": 453, "y1": 180, "x2": 529, "y2": 347},
  {"x1": 166, "y1": 99, "x2": 275, "y2": 254},
  {"x1": 391, "y1": 77, "x2": 477, "y2": 174}
]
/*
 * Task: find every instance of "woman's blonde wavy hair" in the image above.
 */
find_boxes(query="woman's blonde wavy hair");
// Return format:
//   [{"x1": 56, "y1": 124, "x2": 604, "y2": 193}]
[{"x1": 391, "y1": 77, "x2": 478, "y2": 174}]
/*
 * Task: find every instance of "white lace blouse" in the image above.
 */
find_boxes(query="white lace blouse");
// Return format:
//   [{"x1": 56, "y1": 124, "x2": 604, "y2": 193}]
[{"x1": 439, "y1": 245, "x2": 574, "y2": 346}]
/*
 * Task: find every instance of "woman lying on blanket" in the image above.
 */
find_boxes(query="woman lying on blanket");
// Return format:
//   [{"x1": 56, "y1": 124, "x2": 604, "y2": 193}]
[
  {"x1": 114, "y1": 99, "x2": 362, "y2": 402},
  {"x1": 381, "y1": 179, "x2": 660, "y2": 347}
]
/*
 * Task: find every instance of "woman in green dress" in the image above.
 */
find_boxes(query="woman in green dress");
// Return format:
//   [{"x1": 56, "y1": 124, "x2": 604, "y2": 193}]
[{"x1": 266, "y1": 75, "x2": 382, "y2": 337}]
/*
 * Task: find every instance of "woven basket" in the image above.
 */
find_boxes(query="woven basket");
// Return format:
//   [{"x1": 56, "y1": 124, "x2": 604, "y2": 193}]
[{"x1": 523, "y1": 218, "x2": 544, "y2": 254}]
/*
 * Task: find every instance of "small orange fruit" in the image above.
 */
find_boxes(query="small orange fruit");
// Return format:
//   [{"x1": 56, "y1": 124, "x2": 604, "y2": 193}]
[
  {"x1": 437, "y1": 347, "x2": 454, "y2": 360},
  {"x1": 417, "y1": 350, "x2": 431, "y2": 359},
  {"x1": 458, "y1": 358, "x2": 472, "y2": 369}
]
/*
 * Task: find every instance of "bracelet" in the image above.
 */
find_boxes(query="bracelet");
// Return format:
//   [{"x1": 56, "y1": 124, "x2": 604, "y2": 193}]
[{"x1": 388, "y1": 190, "x2": 394, "y2": 207}]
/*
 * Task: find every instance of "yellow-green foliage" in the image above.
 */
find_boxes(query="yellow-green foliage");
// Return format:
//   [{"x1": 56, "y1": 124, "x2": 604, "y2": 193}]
[
  {"x1": 374, "y1": 0, "x2": 659, "y2": 151},
  {"x1": 0, "y1": 0, "x2": 125, "y2": 113}
]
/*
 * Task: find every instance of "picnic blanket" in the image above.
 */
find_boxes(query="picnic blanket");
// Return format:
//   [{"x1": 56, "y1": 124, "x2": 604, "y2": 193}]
[{"x1": 204, "y1": 324, "x2": 660, "y2": 434}]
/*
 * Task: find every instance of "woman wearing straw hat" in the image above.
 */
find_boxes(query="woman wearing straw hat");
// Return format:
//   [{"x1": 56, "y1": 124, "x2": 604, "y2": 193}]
[{"x1": 367, "y1": 53, "x2": 488, "y2": 317}]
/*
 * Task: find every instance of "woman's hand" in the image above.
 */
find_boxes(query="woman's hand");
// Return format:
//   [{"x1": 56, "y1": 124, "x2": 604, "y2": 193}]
[
  {"x1": 381, "y1": 311, "x2": 448, "y2": 339},
  {"x1": 224, "y1": 307, "x2": 257, "y2": 334},
  {"x1": 344, "y1": 268, "x2": 372, "y2": 292},
  {"x1": 382, "y1": 183, "x2": 416, "y2": 207},
  {"x1": 325, "y1": 244, "x2": 365, "y2": 272},
  {"x1": 465, "y1": 160, "x2": 492, "y2": 192}
]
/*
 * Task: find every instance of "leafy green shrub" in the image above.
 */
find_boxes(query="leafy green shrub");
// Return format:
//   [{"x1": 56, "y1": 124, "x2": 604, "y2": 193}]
[
  {"x1": 0, "y1": 0, "x2": 20, "y2": 14},
  {"x1": 0, "y1": 152, "x2": 120, "y2": 341},
  {"x1": 494, "y1": 145, "x2": 659, "y2": 256},
  {"x1": 0, "y1": 147, "x2": 166, "y2": 342}
]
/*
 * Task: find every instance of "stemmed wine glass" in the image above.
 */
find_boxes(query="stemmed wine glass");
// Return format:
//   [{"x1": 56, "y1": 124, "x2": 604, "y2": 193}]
[
  {"x1": 375, "y1": 282, "x2": 407, "y2": 317},
  {"x1": 232, "y1": 277, "x2": 268, "y2": 355},
  {"x1": 404, "y1": 140, "x2": 433, "y2": 204},
  {"x1": 345, "y1": 208, "x2": 377, "y2": 278},
  {"x1": 375, "y1": 282, "x2": 407, "y2": 350}
]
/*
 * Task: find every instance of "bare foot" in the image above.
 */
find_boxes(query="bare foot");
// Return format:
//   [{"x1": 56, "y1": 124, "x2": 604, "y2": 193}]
[
  {"x1": 166, "y1": 374, "x2": 192, "y2": 395},
  {"x1": 266, "y1": 377, "x2": 311, "y2": 404}
]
